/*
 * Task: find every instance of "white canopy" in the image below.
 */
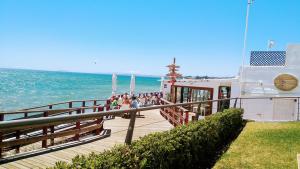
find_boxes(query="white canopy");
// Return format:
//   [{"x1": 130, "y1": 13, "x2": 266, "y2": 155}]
[
  {"x1": 160, "y1": 76, "x2": 164, "y2": 92},
  {"x1": 112, "y1": 73, "x2": 117, "y2": 96},
  {"x1": 130, "y1": 74, "x2": 135, "y2": 96}
]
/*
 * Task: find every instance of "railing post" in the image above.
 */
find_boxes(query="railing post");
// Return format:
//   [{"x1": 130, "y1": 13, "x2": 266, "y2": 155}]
[
  {"x1": 0, "y1": 114, "x2": 3, "y2": 157},
  {"x1": 42, "y1": 111, "x2": 48, "y2": 148},
  {"x1": 95, "y1": 117, "x2": 103, "y2": 135},
  {"x1": 233, "y1": 98, "x2": 238, "y2": 108},
  {"x1": 0, "y1": 132, "x2": 2, "y2": 158},
  {"x1": 180, "y1": 110, "x2": 183, "y2": 124},
  {"x1": 125, "y1": 110, "x2": 137, "y2": 145},
  {"x1": 160, "y1": 100, "x2": 164, "y2": 116},
  {"x1": 239, "y1": 98, "x2": 242, "y2": 108},
  {"x1": 185, "y1": 111, "x2": 189, "y2": 125},
  {"x1": 166, "y1": 108, "x2": 171, "y2": 123},
  {"x1": 82, "y1": 101, "x2": 86, "y2": 113},
  {"x1": 297, "y1": 98, "x2": 300, "y2": 121},
  {"x1": 168, "y1": 107, "x2": 171, "y2": 124},
  {"x1": 50, "y1": 126, "x2": 55, "y2": 146},
  {"x1": 75, "y1": 109, "x2": 81, "y2": 140},
  {"x1": 98, "y1": 106, "x2": 104, "y2": 112},
  {"x1": 106, "y1": 100, "x2": 110, "y2": 111},
  {"x1": 0, "y1": 114, "x2": 4, "y2": 122},
  {"x1": 172, "y1": 107, "x2": 175, "y2": 125},
  {"x1": 24, "y1": 112, "x2": 28, "y2": 119},
  {"x1": 196, "y1": 103, "x2": 202, "y2": 120},
  {"x1": 69, "y1": 102, "x2": 72, "y2": 115},
  {"x1": 15, "y1": 130, "x2": 20, "y2": 153},
  {"x1": 93, "y1": 100, "x2": 97, "y2": 112}
]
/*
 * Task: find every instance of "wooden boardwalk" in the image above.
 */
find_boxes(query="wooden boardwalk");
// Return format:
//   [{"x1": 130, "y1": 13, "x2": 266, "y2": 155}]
[{"x1": 0, "y1": 110, "x2": 173, "y2": 169}]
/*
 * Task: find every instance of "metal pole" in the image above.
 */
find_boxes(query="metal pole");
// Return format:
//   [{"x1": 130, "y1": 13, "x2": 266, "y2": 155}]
[
  {"x1": 196, "y1": 103, "x2": 201, "y2": 120},
  {"x1": 42, "y1": 111, "x2": 49, "y2": 148},
  {"x1": 0, "y1": 132, "x2": 2, "y2": 158},
  {"x1": 239, "y1": 98, "x2": 242, "y2": 109},
  {"x1": 240, "y1": 0, "x2": 253, "y2": 97},
  {"x1": 234, "y1": 98, "x2": 238, "y2": 108},
  {"x1": 297, "y1": 98, "x2": 299, "y2": 121},
  {"x1": 125, "y1": 110, "x2": 137, "y2": 145}
]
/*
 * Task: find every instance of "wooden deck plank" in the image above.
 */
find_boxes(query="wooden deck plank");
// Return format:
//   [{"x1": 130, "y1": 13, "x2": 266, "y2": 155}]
[
  {"x1": 22, "y1": 158, "x2": 52, "y2": 168},
  {"x1": 0, "y1": 163, "x2": 20, "y2": 169},
  {"x1": 1, "y1": 110, "x2": 173, "y2": 168},
  {"x1": 44, "y1": 154, "x2": 69, "y2": 163},
  {"x1": 58, "y1": 148, "x2": 83, "y2": 157},
  {"x1": 17, "y1": 159, "x2": 45, "y2": 168},
  {"x1": 14, "y1": 160, "x2": 39, "y2": 169},
  {"x1": 3, "y1": 162, "x2": 29, "y2": 169},
  {"x1": 17, "y1": 159, "x2": 43, "y2": 169},
  {"x1": 63, "y1": 146, "x2": 91, "y2": 155},
  {"x1": 78, "y1": 144, "x2": 104, "y2": 153},
  {"x1": 51, "y1": 151, "x2": 77, "y2": 160},
  {"x1": 35, "y1": 155, "x2": 59, "y2": 165}
]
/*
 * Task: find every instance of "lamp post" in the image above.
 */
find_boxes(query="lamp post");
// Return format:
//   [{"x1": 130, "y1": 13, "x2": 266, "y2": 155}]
[{"x1": 240, "y1": 0, "x2": 254, "y2": 97}]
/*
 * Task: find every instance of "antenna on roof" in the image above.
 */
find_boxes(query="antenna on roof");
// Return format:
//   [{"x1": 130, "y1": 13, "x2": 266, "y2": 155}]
[{"x1": 268, "y1": 40, "x2": 275, "y2": 51}]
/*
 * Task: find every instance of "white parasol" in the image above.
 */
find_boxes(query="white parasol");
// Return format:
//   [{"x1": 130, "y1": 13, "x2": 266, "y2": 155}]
[
  {"x1": 112, "y1": 73, "x2": 117, "y2": 96},
  {"x1": 160, "y1": 76, "x2": 164, "y2": 92},
  {"x1": 130, "y1": 74, "x2": 135, "y2": 96}
]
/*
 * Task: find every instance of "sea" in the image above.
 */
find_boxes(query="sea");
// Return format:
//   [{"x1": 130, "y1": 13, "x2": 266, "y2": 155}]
[{"x1": 0, "y1": 68, "x2": 160, "y2": 112}]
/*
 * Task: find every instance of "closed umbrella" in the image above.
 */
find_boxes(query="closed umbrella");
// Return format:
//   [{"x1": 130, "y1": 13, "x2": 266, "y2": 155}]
[
  {"x1": 160, "y1": 76, "x2": 164, "y2": 92},
  {"x1": 130, "y1": 74, "x2": 135, "y2": 96},
  {"x1": 112, "y1": 73, "x2": 117, "y2": 96}
]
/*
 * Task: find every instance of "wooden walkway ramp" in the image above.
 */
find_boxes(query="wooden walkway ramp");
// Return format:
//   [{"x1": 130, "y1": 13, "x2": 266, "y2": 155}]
[{"x1": 0, "y1": 110, "x2": 173, "y2": 169}]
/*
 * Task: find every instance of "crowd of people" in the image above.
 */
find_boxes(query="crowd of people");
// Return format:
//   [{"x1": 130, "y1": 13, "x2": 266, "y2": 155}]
[{"x1": 108, "y1": 92, "x2": 163, "y2": 110}]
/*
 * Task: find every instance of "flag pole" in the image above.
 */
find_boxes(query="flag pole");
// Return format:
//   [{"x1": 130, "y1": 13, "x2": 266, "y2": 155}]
[{"x1": 240, "y1": 0, "x2": 254, "y2": 97}]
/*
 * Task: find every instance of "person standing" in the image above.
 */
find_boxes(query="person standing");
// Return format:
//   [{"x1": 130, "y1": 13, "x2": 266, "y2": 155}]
[
  {"x1": 110, "y1": 98, "x2": 118, "y2": 109},
  {"x1": 131, "y1": 96, "x2": 141, "y2": 116}
]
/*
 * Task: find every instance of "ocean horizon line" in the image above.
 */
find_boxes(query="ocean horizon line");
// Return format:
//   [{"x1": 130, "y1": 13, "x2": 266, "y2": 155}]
[{"x1": 0, "y1": 67, "x2": 162, "y2": 78}]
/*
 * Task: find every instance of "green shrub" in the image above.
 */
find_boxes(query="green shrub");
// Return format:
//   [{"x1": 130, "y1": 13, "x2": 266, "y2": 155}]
[{"x1": 52, "y1": 108, "x2": 244, "y2": 169}]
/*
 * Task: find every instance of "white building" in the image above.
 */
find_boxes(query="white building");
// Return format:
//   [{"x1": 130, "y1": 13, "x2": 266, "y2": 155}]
[{"x1": 162, "y1": 44, "x2": 300, "y2": 121}]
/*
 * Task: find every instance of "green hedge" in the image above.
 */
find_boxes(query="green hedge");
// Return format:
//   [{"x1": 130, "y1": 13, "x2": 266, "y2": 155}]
[{"x1": 53, "y1": 108, "x2": 244, "y2": 169}]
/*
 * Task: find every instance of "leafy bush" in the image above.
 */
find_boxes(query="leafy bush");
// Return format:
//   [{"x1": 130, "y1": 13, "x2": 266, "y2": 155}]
[{"x1": 53, "y1": 108, "x2": 244, "y2": 169}]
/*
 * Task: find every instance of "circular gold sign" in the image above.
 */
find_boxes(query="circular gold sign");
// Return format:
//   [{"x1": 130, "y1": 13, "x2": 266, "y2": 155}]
[{"x1": 274, "y1": 74, "x2": 298, "y2": 91}]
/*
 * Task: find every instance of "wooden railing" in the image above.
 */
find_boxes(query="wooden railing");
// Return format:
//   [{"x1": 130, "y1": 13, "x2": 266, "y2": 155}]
[
  {"x1": 0, "y1": 104, "x2": 108, "y2": 158},
  {"x1": 1, "y1": 91, "x2": 164, "y2": 122},
  {"x1": 160, "y1": 98, "x2": 190, "y2": 126},
  {"x1": 0, "y1": 98, "x2": 114, "y2": 160},
  {"x1": 1, "y1": 99, "x2": 108, "y2": 121},
  {"x1": 1, "y1": 96, "x2": 299, "y2": 160},
  {"x1": 0, "y1": 92, "x2": 163, "y2": 159},
  {"x1": 0, "y1": 97, "x2": 238, "y2": 159}
]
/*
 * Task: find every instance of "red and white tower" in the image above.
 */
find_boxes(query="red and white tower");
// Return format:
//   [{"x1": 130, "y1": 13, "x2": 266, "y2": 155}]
[{"x1": 166, "y1": 58, "x2": 182, "y2": 85}]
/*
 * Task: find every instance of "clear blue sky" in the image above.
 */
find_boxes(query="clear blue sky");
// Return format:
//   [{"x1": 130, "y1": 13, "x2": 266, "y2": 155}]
[{"x1": 0, "y1": 0, "x2": 299, "y2": 76}]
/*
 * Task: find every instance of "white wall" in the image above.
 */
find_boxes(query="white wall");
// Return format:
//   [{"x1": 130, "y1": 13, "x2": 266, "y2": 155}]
[
  {"x1": 239, "y1": 44, "x2": 300, "y2": 121},
  {"x1": 241, "y1": 66, "x2": 300, "y2": 97},
  {"x1": 286, "y1": 44, "x2": 300, "y2": 67},
  {"x1": 162, "y1": 81, "x2": 171, "y2": 99}
]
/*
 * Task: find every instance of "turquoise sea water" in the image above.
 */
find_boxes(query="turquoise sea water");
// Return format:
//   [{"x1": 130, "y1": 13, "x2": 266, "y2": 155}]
[{"x1": 0, "y1": 68, "x2": 160, "y2": 112}]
